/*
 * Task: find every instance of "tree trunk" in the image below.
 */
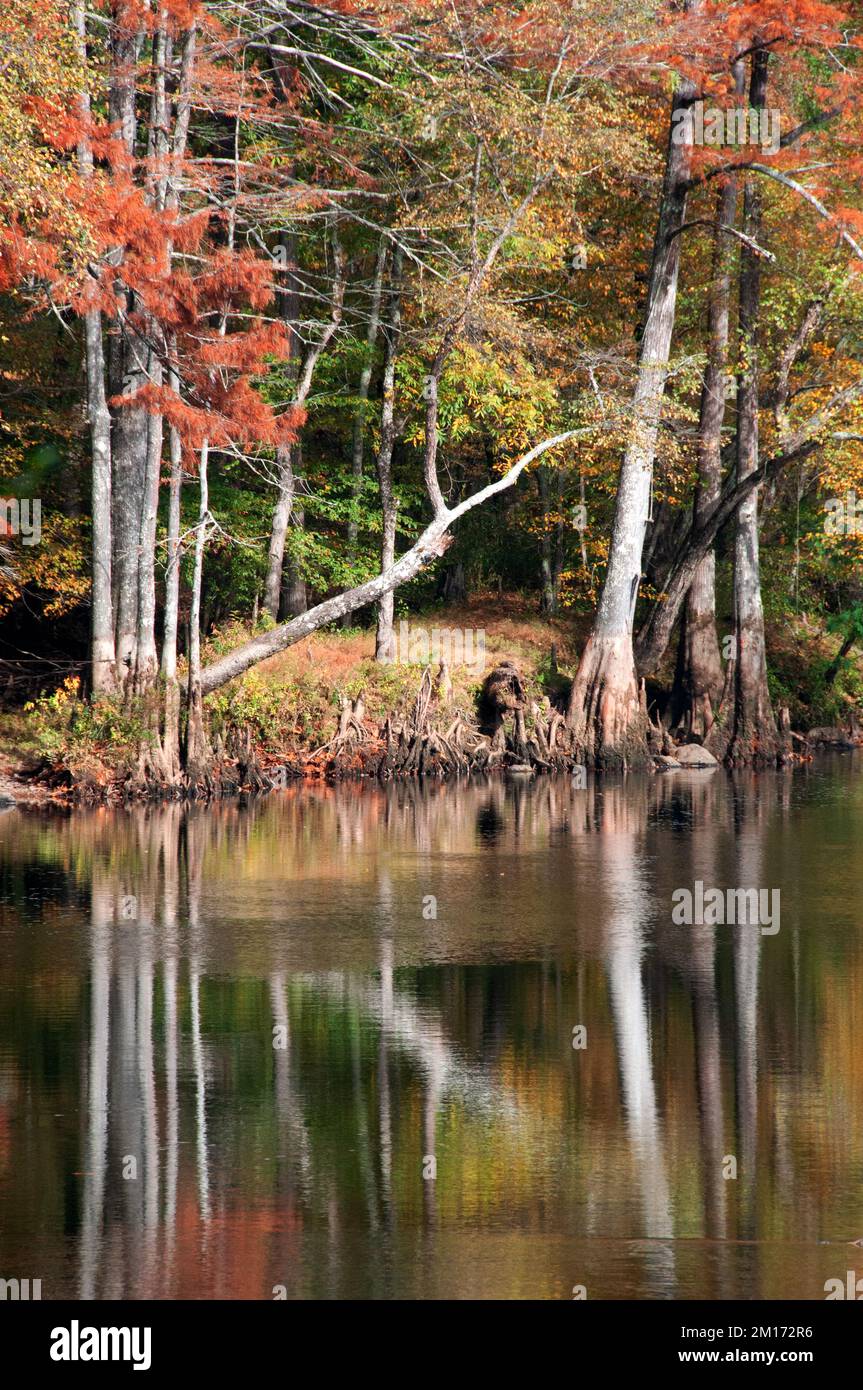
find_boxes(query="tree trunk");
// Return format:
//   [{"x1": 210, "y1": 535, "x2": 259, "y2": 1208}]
[
  {"x1": 265, "y1": 443, "x2": 296, "y2": 619},
  {"x1": 346, "y1": 236, "x2": 387, "y2": 575},
  {"x1": 158, "y1": 25, "x2": 196, "y2": 778},
  {"x1": 74, "y1": 2, "x2": 116, "y2": 695},
  {"x1": 634, "y1": 430, "x2": 818, "y2": 679},
  {"x1": 264, "y1": 229, "x2": 345, "y2": 618},
  {"x1": 185, "y1": 441, "x2": 211, "y2": 783},
  {"x1": 84, "y1": 310, "x2": 116, "y2": 695},
  {"x1": 111, "y1": 346, "x2": 149, "y2": 689},
  {"x1": 567, "y1": 57, "x2": 699, "y2": 765},
  {"x1": 675, "y1": 146, "x2": 742, "y2": 736},
  {"x1": 438, "y1": 561, "x2": 467, "y2": 605},
  {"x1": 160, "y1": 406, "x2": 183, "y2": 781},
  {"x1": 674, "y1": 61, "x2": 744, "y2": 738},
  {"x1": 709, "y1": 49, "x2": 781, "y2": 766},
  {"x1": 107, "y1": 16, "x2": 145, "y2": 692},
  {"x1": 264, "y1": 233, "x2": 301, "y2": 618},
  {"x1": 133, "y1": 392, "x2": 164, "y2": 694},
  {"x1": 133, "y1": 17, "x2": 170, "y2": 696},
  {"x1": 374, "y1": 249, "x2": 404, "y2": 662},
  {"x1": 281, "y1": 467, "x2": 307, "y2": 619},
  {"x1": 537, "y1": 464, "x2": 559, "y2": 615},
  {"x1": 676, "y1": 554, "x2": 724, "y2": 738},
  {"x1": 375, "y1": 500, "x2": 397, "y2": 661}
]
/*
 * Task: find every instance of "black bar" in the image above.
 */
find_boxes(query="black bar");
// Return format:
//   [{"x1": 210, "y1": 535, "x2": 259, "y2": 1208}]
[{"x1": 1, "y1": 1297, "x2": 857, "y2": 1375}]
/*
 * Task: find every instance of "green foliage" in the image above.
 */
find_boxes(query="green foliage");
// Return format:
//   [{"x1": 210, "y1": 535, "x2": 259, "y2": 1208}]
[
  {"x1": 208, "y1": 673, "x2": 297, "y2": 751},
  {"x1": 22, "y1": 678, "x2": 149, "y2": 763}
]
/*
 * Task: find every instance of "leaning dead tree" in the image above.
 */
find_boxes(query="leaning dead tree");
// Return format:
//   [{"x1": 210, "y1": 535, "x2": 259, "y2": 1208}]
[{"x1": 199, "y1": 427, "x2": 583, "y2": 696}]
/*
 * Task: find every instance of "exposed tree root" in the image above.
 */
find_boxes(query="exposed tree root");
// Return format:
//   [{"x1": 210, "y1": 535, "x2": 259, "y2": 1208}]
[
  {"x1": 31, "y1": 660, "x2": 845, "y2": 804},
  {"x1": 566, "y1": 631, "x2": 650, "y2": 769}
]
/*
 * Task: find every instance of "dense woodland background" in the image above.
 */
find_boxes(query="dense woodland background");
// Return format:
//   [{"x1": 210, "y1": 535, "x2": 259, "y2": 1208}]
[{"x1": 2, "y1": 0, "x2": 863, "y2": 787}]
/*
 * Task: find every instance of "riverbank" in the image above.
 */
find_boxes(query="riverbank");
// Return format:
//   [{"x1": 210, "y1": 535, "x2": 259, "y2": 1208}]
[
  {"x1": 1, "y1": 598, "x2": 861, "y2": 803},
  {"x1": 0, "y1": 750, "x2": 55, "y2": 806}
]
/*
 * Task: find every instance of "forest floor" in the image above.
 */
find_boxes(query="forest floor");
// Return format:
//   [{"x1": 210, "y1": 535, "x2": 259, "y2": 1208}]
[
  {"x1": 205, "y1": 595, "x2": 585, "y2": 729},
  {"x1": 0, "y1": 595, "x2": 860, "y2": 801}
]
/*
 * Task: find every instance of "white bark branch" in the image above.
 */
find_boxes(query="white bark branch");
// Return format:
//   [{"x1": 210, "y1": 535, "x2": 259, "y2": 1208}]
[
  {"x1": 748, "y1": 164, "x2": 863, "y2": 262},
  {"x1": 199, "y1": 426, "x2": 585, "y2": 694}
]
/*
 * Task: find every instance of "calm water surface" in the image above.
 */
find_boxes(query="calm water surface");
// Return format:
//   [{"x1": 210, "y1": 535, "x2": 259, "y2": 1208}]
[{"x1": 1, "y1": 763, "x2": 862, "y2": 1300}]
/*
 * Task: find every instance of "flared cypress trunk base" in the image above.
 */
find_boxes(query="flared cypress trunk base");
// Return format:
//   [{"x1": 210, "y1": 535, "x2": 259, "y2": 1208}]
[
  {"x1": 160, "y1": 680, "x2": 182, "y2": 784},
  {"x1": 672, "y1": 605, "x2": 724, "y2": 744},
  {"x1": 184, "y1": 683, "x2": 215, "y2": 794},
  {"x1": 706, "y1": 654, "x2": 789, "y2": 767},
  {"x1": 566, "y1": 632, "x2": 650, "y2": 769}
]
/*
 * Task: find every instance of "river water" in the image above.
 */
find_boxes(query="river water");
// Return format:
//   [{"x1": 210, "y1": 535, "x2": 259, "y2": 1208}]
[{"x1": 1, "y1": 762, "x2": 861, "y2": 1300}]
